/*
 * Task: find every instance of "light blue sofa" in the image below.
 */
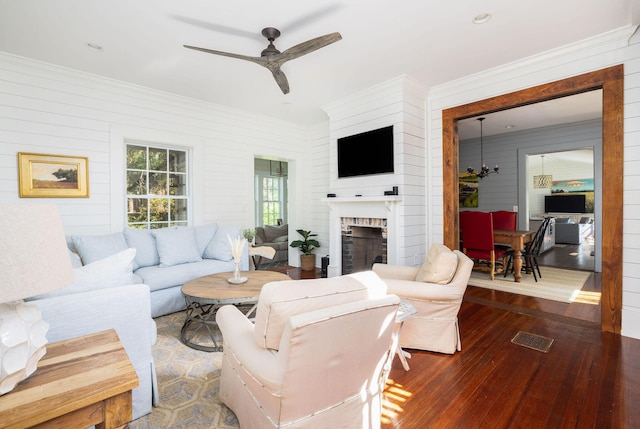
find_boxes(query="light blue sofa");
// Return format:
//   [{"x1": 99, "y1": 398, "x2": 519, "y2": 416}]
[
  {"x1": 68, "y1": 224, "x2": 250, "y2": 318},
  {"x1": 26, "y1": 223, "x2": 248, "y2": 421}
]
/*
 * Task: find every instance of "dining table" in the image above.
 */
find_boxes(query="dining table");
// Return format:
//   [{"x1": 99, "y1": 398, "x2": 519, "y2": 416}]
[{"x1": 493, "y1": 229, "x2": 536, "y2": 282}]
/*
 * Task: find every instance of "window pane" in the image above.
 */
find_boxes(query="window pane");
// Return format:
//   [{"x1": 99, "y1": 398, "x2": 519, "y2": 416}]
[
  {"x1": 127, "y1": 171, "x2": 147, "y2": 195},
  {"x1": 149, "y1": 198, "x2": 169, "y2": 222},
  {"x1": 149, "y1": 148, "x2": 167, "y2": 171},
  {"x1": 126, "y1": 144, "x2": 188, "y2": 230},
  {"x1": 127, "y1": 145, "x2": 146, "y2": 169},
  {"x1": 169, "y1": 150, "x2": 187, "y2": 173},
  {"x1": 127, "y1": 198, "x2": 148, "y2": 224},
  {"x1": 172, "y1": 199, "x2": 188, "y2": 221},
  {"x1": 169, "y1": 173, "x2": 186, "y2": 196},
  {"x1": 149, "y1": 172, "x2": 167, "y2": 195}
]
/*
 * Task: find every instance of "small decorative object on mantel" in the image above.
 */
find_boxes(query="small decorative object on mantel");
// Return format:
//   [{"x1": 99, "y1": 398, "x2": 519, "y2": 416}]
[
  {"x1": 227, "y1": 235, "x2": 248, "y2": 284},
  {"x1": 290, "y1": 229, "x2": 320, "y2": 271},
  {"x1": 18, "y1": 152, "x2": 89, "y2": 198}
]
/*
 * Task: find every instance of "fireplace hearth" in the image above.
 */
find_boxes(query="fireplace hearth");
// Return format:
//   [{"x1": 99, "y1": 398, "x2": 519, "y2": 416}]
[{"x1": 341, "y1": 218, "x2": 387, "y2": 274}]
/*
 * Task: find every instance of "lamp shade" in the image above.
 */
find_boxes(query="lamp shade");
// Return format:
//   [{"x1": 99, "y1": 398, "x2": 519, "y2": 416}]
[{"x1": 0, "y1": 203, "x2": 74, "y2": 302}]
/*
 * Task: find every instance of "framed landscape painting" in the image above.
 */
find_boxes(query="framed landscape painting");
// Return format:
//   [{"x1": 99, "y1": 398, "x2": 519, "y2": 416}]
[{"x1": 18, "y1": 153, "x2": 89, "y2": 198}]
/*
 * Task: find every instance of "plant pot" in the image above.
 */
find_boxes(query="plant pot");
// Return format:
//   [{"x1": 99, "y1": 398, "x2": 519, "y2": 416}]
[{"x1": 300, "y1": 254, "x2": 316, "y2": 271}]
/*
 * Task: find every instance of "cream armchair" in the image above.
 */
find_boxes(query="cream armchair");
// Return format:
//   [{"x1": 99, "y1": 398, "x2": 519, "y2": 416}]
[
  {"x1": 216, "y1": 271, "x2": 400, "y2": 429},
  {"x1": 373, "y1": 245, "x2": 473, "y2": 354}
]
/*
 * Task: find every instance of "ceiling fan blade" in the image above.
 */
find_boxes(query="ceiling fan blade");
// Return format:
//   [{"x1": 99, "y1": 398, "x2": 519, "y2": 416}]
[
  {"x1": 277, "y1": 32, "x2": 342, "y2": 63},
  {"x1": 173, "y1": 16, "x2": 261, "y2": 41},
  {"x1": 183, "y1": 45, "x2": 264, "y2": 65},
  {"x1": 270, "y1": 67, "x2": 290, "y2": 94}
]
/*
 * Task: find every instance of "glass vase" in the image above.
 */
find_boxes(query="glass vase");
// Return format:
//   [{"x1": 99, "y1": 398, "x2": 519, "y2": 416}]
[{"x1": 233, "y1": 261, "x2": 241, "y2": 282}]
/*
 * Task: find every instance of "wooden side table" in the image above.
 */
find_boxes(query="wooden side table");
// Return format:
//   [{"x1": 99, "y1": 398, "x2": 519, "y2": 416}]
[{"x1": 0, "y1": 329, "x2": 139, "y2": 429}]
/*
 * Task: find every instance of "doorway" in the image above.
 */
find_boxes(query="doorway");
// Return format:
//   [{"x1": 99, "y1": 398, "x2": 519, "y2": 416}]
[{"x1": 442, "y1": 65, "x2": 623, "y2": 334}]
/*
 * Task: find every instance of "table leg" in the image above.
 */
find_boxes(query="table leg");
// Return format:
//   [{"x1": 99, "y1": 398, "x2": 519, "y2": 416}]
[{"x1": 512, "y1": 248, "x2": 523, "y2": 282}]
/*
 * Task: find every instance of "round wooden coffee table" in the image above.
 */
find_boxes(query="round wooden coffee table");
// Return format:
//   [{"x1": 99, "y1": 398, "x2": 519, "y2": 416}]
[{"x1": 180, "y1": 270, "x2": 290, "y2": 352}]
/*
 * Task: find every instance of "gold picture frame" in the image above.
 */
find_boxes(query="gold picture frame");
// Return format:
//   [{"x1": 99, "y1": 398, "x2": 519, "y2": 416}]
[{"x1": 18, "y1": 152, "x2": 89, "y2": 198}]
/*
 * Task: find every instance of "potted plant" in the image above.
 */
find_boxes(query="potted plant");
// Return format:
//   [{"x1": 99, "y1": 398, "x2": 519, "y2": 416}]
[
  {"x1": 290, "y1": 229, "x2": 320, "y2": 271},
  {"x1": 243, "y1": 228, "x2": 256, "y2": 245}
]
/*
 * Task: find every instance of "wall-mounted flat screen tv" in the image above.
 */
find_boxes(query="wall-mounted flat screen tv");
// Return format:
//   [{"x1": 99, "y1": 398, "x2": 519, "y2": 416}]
[
  {"x1": 337, "y1": 125, "x2": 394, "y2": 178},
  {"x1": 544, "y1": 194, "x2": 587, "y2": 213}
]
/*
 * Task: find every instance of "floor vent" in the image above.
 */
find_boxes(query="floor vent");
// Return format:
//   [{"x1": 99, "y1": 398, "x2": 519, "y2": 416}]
[{"x1": 511, "y1": 331, "x2": 554, "y2": 353}]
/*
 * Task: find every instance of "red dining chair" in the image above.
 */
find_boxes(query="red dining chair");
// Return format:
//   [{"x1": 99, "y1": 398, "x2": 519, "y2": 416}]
[
  {"x1": 492, "y1": 211, "x2": 517, "y2": 231},
  {"x1": 492, "y1": 210, "x2": 517, "y2": 264},
  {"x1": 460, "y1": 211, "x2": 507, "y2": 280}
]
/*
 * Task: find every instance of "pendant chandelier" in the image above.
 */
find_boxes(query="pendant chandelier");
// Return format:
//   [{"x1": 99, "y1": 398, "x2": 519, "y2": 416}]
[
  {"x1": 270, "y1": 160, "x2": 288, "y2": 177},
  {"x1": 467, "y1": 117, "x2": 499, "y2": 179},
  {"x1": 534, "y1": 154, "x2": 553, "y2": 188}
]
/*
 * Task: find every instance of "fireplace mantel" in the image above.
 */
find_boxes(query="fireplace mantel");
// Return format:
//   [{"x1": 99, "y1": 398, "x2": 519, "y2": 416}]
[{"x1": 322, "y1": 195, "x2": 402, "y2": 277}]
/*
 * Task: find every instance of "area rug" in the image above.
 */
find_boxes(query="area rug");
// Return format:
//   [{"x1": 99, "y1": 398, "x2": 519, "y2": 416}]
[
  {"x1": 129, "y1": 312, "x2": 239, "y2": 429},
  {"x1": 468, "y1": 266, "x2": 591, "y2": 303}
]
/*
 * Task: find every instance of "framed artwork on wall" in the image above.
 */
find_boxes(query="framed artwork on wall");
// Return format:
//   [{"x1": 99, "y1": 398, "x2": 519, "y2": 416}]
[
  {"x1": 459, "y1": 172, "x2": 478, "y2": 208},
  {"x1": 18, "y1": 152, "x2": 89, "y2": 198}
]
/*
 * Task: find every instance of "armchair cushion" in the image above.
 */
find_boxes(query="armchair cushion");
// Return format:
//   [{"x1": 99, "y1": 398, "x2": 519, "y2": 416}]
[
  {"x1": 253, "y1": 271, "x2": 387, "y2": 350},
  {"x1": 263, "y1": 224, "x2": 288, "y2": 243},
  {"x1": 414, "y1": 243, "x2": 458, "y2": 284}
]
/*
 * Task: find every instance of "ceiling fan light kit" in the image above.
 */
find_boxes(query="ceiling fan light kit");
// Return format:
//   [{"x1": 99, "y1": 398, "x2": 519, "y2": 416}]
[{"x1": 184, "y1": 27, "x2": 342, "y2": 94}]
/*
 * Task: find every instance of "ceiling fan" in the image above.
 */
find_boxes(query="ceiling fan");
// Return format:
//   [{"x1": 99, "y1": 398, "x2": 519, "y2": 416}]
[{"x1": 184, "y1": 27, "x2": 342, "y2": 94}]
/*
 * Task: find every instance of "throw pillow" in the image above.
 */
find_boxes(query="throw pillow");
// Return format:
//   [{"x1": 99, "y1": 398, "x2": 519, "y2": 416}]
[
  {"x1": 264, "y1": 224, "x2": 288, "y2": 242},
  {"x1": 193, "y1": 223, "x2": 218, "y2": 256},
  {"x1": 204, "y1": 226, "x2": 241, "y2": 261},
  {"x1": 28, "y1": 248, "x2": 138, "y2": 300},
  {"x1": 152, "y1": 227, "x2": 203, "y2": 267},
  {"x1": 123, "y1": 228, "x2": 160, "y2": 269},
  {"x1": 71, "y1": 232, "x2": 128, "y2": 265},
  {"x1": 414, "y1": 244, "x2": 458, "y2": 285}
]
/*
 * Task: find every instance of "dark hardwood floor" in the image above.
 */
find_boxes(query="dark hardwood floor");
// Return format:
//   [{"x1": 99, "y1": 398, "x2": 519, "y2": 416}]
[{"x1": 275, "y1": 261, "x2": 638, "y2": 428}]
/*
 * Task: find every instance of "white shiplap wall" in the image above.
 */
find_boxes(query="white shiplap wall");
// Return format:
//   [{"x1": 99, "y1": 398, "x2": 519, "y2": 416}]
[
  {"x1": 428, "y1": 25, "x2": 640, "y2": 339},
  {"x1": 323, "y1": 75, "x2": 428, "y2": 267},
  {"x1": 0, "y1": 52, "x2": 311, "y2": 238}
]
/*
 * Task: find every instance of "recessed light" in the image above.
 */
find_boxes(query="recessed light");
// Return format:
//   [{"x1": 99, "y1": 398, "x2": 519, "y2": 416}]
[
  {"x1": 505, "y1": 125, "x2": 516, "y2": 129},
  {"x1": 86, "y1": 43, "x2": 103, "y2": 51},
  {"x1": 473, "y1": 13, "x2": 492, "y2": 24}
]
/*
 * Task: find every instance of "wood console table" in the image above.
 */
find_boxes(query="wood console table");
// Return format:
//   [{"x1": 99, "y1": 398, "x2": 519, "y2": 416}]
[{"x1": 0, "y1": 329, "x2": 138, "y2": 429}]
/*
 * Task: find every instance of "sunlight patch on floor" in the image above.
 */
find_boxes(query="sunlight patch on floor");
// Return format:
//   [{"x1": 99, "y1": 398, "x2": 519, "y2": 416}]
[
  {"x1": 382, "y1": 378, "x2": 412, "y2": 424},
  {"x1": 571, "y1": 289, "x2": 601, "y2": 305}
]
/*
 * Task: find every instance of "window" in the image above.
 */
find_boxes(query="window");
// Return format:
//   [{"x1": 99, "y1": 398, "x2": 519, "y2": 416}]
[
  {"x1": 261, "y1": 176, "x2": 282, "y2": 226},
  {"x1": 126, "y1": 144, "x2": 189, "y2": 229}
]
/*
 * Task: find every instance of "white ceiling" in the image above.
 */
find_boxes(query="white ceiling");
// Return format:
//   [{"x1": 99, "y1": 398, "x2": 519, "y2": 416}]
[{"x1": 0, "y1": 1, "x2": 635, "y2": 127}]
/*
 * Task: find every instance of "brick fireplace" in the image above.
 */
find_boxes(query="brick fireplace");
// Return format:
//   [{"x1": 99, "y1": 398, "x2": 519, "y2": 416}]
[
  {"x1": 322, "y1": 196, "x2": 401, "y2": 277},
  {"x1": 341, "y1": 217, "x2": 388, "y2": 274}
]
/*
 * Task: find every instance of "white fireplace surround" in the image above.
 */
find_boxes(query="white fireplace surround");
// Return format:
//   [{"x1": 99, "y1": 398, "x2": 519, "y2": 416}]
[{"x1": 322, "y1": 196, "x2": 401, "y2": 277}]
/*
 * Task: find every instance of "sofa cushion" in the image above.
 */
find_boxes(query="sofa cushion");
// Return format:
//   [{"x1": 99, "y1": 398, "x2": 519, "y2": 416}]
[
  {"x1": 134, "y1": 259, "x2": 235, "y2": 292},
  {"x1": 414, "y1": 244, "x2": 458, "y2": 285},
  {"x1": 193, "y1": 223, "x2": 218, "y2": 256},
  {"x1": 71, "y1": 232, "x2": 128, "y2": 265},
  {"x1": 124, "y1": 228, "x2": 160, "y2": 269},
  {"x1": 253, "y1": 271, "x2": 387, "y2": 350},
  {"x1": 152, "y1": 227, "x2": 202, "y2": 267},
  {"x1": 29, "y1": 248, "x2": 139, "y2": 300},
  {"x1": 204, "y1": 226, "x2": 241, "y2": 261},
  {"x1": 264, "y1": 224, "x2": 288, "y2": 243}
]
